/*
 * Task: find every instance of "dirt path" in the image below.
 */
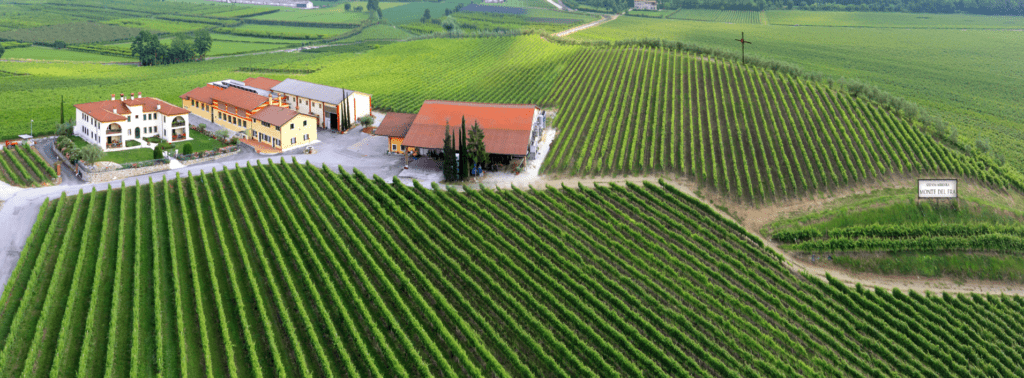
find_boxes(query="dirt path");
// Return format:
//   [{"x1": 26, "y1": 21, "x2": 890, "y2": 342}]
[
  {"x1": 553, "y1": 14, "x2": 618, "y2": 37},
  {"x1": 529, "y1": 173, "x2": 1024, "y2": 296}
]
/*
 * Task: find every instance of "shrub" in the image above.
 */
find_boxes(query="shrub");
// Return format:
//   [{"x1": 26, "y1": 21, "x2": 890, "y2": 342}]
[
  {"x1": 153, "y1": 146, "x2": 163, "y2": 160},
  {"x1": 182, "y1": 143, "x2": 194, "y2": 155},
  {"x1": 355, "y1": 5, "x2": 364, "y2": 11},
  {"x1": 345, "y1": 3, "x2": 351, "y2": 10},
  {"x1": 359, "y1": 115, "x2": 375, "y2": 127},
  {"x1": 230, "y1": 137, "x2": 239, "y2": 145},
  {"x1": 215, "y1": 130, "x2": 230, "y2": 139},
  {"x1": 198, "y1": 123, "x2": 207, "y2": 131},
  {"x1": 976, "y1": 138, "x2": 991, "y2": 154},
  {"x1": 55, "y1": 136, "x2": 74, "y2": 152},
  {"x1": 79, "y1": 144, "x2": 105, "y2": 164},
  {"x1": 55, "y1": 121, "x2": 74, "y2": 137}
]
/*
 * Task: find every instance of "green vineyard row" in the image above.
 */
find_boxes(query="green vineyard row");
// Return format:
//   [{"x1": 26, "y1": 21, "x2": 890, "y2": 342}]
[
  {"x1": 542, "y1": 46, "x2": 1019, "y2": 202},
  {"x1": 0, "y1": 144, "x2": 58, "y2": 187},
  {"x1": 0, "y1": 160, "x2": 1023, "y2": 376}
]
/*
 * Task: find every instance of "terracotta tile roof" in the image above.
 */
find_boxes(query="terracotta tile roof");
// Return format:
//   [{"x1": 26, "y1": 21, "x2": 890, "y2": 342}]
[
  {"x1": 252, "y1": 106, "x2": 301, "y2": 127},
  {"x1": 374, "y1": 112, "x2": 416, "y2": 138},
  {"x1": 402, "y1": 100, "x2": 539, "y2": 156},
  {"x1": 179, "y1": 84, "x2": 223, "y2": 104},
  {"x1": 244, "y1": 77, "x2": 283, "y2": 91},
  {"x1": 213, "y1": 87, "x2": 271, "y2": 112},
  {"x1": 75, "y1": 97, "x2": 189, "y2": 123}
]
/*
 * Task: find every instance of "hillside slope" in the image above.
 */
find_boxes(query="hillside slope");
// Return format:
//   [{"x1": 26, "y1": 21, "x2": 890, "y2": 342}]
[
  {"x1": 541, "y1": 45, "x2": 1021, "y2": 202},
  {"x1": 0, "y1": 161, "x2": 1022, "y2": 377}
]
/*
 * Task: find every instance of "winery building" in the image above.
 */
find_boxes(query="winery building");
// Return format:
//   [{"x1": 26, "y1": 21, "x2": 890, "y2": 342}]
[
  {"x1": 75, "y1": 93, "x2": 191, "y2": 151},
  {"x1": 400, "y1": 100, "x2": 545, "y2": 159},
  {"x1": 270, "y1": 79, "x2": 372, "y2": 132}
]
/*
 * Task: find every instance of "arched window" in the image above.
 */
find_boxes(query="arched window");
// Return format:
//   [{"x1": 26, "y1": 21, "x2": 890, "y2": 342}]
[{"x1": 172, "y1": 116, "x2": 186, "y2": 127}]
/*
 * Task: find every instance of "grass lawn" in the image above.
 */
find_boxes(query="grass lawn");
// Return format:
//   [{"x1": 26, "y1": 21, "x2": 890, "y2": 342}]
[
  {"x1": 1, "y1": 46, "x2": 134, "y2": 62},
  {"x1": 173, "y1": 133, "x2": 227, "y2": 154}
]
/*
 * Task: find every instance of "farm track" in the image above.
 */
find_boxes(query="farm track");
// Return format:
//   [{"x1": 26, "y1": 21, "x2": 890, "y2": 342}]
[{"x1": 553, "y1": 14, "x2": 618, "y2": 37}]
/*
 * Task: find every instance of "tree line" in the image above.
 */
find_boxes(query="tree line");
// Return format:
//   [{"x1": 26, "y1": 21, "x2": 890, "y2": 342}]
[
  {"x1": 576, "y1": 0, "x2": 1022, "y2": 15},
  {"x1": 130, "y1": 30, "x2": 212, "y2": 66}
]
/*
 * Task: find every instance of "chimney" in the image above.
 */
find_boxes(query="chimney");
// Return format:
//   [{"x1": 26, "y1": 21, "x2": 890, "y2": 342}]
[
  {"x1": 137, "y1": 92, "x2": 141, "y2": 99},
  {"x1": 157, "y1": 104, "x2": 161, "y2": 110},
  {"x1": 120, "y1": 93, "x2": 124, "y2": 101},
  {"x1": 111, "y1": 94, "x2": 115, "y2": 101},
  {"x1": 130, "y1": 93, "x2": 135, "y2": 101}
]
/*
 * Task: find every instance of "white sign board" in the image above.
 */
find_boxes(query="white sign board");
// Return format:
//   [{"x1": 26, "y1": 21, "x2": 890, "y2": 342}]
[{"x1": 918, "y1": 179, "x2": 957, "y2": 199}]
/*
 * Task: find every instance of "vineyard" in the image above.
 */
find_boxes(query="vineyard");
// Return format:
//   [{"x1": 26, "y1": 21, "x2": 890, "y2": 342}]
[
  {"x1": 2, "y1": 160, "x2": 1024, "y2": 376},
  {"x1": 666, "y1": 9, "x2": 762, "y2": 24},
  {"x1": 0, "y1": 144, "x2": 58, "y2": 187},
  {"x1": 541, "y1": 46, "x2": 1020, "y2": 202}
]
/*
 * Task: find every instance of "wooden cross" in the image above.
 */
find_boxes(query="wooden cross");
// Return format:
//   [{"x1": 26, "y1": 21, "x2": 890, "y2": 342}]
[{"x1": 735, "y1": 32, "x2": 752, "y2": 64}]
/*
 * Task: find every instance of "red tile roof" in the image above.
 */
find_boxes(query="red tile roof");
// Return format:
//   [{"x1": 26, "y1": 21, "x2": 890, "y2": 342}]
[
  {"x1": 75, "y1": 97, "x2": 189, "y2": 123},
  {"x1": 402, "y1": 100, "x2": 538, "y2": 156},
  {"x1": 213, "y1": 87, "x2": 271, "y2": 112},
  {"x1": 244, "y1": 77, "x2": 283, "y2": 91},
  {"x1": 180, "y1": 84, "x2": 223, "y2": 104},
  {"x1": 253, "y1": 106, "x2": 301, "y2": 127},
  {"x1": 374, "y1": 112, "x2": 416, "y2": 138}
]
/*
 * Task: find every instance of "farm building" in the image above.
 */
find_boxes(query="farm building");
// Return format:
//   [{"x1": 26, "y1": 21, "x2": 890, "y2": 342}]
[
  {"x1": 401, "y1": 100, "x2": 545, "y2": 159},
  {"x1": 74, "y1": 93, "x2": 191, "y2": 152},
  {"x1": 271, "y1": 78, "x2": 372, "y2": 132},
  {"x1": 181, "y1": 78, "x2": 318, "y2": 152},
  {"x1": 375, "y1": 112, "x2": 417, "y2": 154},
  {"x1": 633, "y1": 0, "x2": 657, "y2": 9}
]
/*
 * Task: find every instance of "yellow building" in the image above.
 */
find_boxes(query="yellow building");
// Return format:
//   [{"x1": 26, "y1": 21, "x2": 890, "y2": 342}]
[{"x1": 250, "y1": 106, "x2": 318, "y2": 151}]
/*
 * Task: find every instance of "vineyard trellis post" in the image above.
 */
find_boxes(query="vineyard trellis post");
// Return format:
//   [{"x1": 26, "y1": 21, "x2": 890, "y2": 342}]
[{"x1": 735, "y1": 33, "x2": 751, "y2": 64}]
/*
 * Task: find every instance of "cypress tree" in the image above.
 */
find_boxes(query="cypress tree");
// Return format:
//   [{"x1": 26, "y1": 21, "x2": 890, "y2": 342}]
[
  {"x1": 60, "y1": 95, "x2": 65, "y2": 124},
  {"x1": 442, "y1": 123, "x2": 457, "y2": 181},
  {"x1": 460, "y1": 121, "x2": 469, "y2": 179}
]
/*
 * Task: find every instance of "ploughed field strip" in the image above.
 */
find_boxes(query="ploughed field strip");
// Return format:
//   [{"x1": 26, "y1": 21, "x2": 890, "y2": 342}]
[
  {"x1": 2, "y1": 160, "x2": 1024, "y2": 377},
  {"x1": 542, "y1": 46, "x2": 1020, "y2": 203},
  {"x1": 0, "y1": 144, "x2": 58, "y2": 187}
]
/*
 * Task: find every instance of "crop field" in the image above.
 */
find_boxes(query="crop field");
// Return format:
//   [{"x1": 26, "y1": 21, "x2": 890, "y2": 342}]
[
  {"x1": 227, "y1": 24, "x2": 348, "y2": 37},
  {"x1": 766, "y1": 10, "x2": 1024, "y2": 28},
  {"x1": 108, "y1": 37, "x2": 292, "y2": 57},
  {"x1": 381, "y1": 0, "x2": 474, "y2": 24},
  {"x1": 0, "y1": 46, "x2": 135, "y2": 62},
  {"x1": 0, "y1": 144, "x2": 58, "y2": 187},
  {"x1": 249, "y1": 7, "x2": 370, "y2": 23},
  {"x1": 343, "y1": 1, "x2": 407, "y2": 10},
  {"x1": 296, "y1": 36, "x2": 579, "y2": 114},
  {"x1": 568, "y1": 16, "x2": 1024, "y2": 173},
  {"x1": 339, "y1": 24, "x2": 412, "y2": 41},
  {"x1": 0, "y1": 22, "x2": 141, "y2": 45},
  {"x1": 667, "y1": 9, "x2": 762, "y2": 24},
  {"x1": 542, "y1": 46, "x2": 1019, "y2": 202},
  {"x1": 3, "y1": 160, "x2": 1024, "y2": 376},
  {"x1": 103, "y1": 17, "x2": 213, "y2": 34}
]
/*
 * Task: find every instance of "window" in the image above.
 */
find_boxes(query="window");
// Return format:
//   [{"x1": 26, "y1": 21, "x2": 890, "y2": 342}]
[
  {"x1": 291, "y1": 137, "x2": 296, "y2": 144},
  {"x1": 392, "y1": 144, "x2": 398, "y2": 151},
  {"x1": 262, "y1": 121, "x2": 270, "y2": 127},
  {"x1": 136, "y1": 115, "x2": 139, "y2": 119},
  {"x1": 290, "y1": 123, "x2": 294, "y2": 130},
  {"x1": 303, "y1": 120, "x2": 307, "y2": 126},
  {"x1": 304, "y1": 134, "x2": 309, "y2": 141},
  {"x1": 275, "y1": 126, "x2": 280, "y2": 131}
]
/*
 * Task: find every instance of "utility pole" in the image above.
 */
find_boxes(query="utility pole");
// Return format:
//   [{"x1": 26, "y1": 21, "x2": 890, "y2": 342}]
[
  {"x1": 735, "y1": 32, "x2": 752, "y2": 64},
  {"x1": 30, "y1": 119, "x2": 33, "y2": 138}
]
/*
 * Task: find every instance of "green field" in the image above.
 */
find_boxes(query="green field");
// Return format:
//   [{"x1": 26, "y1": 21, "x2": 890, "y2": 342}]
[
  {"x1": 249, "y1": 7, "x2": 370, "y2": 23},
  {"x1": 339, "y1": 24, "x2": 412, "y2": 41},
  {"x1": 3, "y1": 161, "x2": 1024, "y2": 376},
  {"x1": 667, "y1": 9, "x2": 764, "y2": 24},
  {"x1": 477, "y1": 0, "x2": 561, "y2": 8},
  {"x1": 0, "y1": 46, "x2": 135, "y2": 62},
  {"x1": 0, "y1": 22, "x2": 141, "y2": 45},
  {"x1": 568, "y1": 16, "x2": 1024, "y2": 174},
  {"x1": 0, "y1": 144, "x2": 58, "y2": 187},
  {"x1": 228, "y1": 23, "x2": 350, "y2": 37},
  {"x1": 103, "y1": 17, "x2": 213, "y2": 34},
  {"x1": 767, "y1": 187, "x2": 1024, "y2": 282},
  {"x1": 540, "y1": 45, "x2": 1018, "y2": 201},
  {"x1": 381, "y1": 0, "x2": 474, "y2": 24},
  {"x1": 766, "y1": 10, "x2": 1024, "y2": 28},
  {"x1": 109, "y1": 36, "x2": 293, "y2": 57}
]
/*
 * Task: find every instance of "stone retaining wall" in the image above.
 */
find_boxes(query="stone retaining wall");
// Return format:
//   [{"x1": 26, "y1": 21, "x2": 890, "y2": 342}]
[
  {"x1": 181, "y1": 149, "x2": 241, "y2": 166},
  {"x1": 80, "y1": 163, "x2": 170, "y2": 183}
]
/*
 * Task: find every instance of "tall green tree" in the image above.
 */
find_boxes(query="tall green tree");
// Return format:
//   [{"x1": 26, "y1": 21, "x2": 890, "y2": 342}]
[
  {"x1": 421, "y1": 8, "x2": 431, "y2": 22},
  {"x1": 130, "y1": 31, "x2": 165, "y2": 66},
  {"x1": 442, "y1": 123, "x2": 458, "y2": 181},
  {"x1": 0, "y1": 43, "x2": 5, "y2": 59},
  {"x1": 467, "y1": 120, "x2": 488, "y2": 169},
  {"x1": 169, "y1": 34, "x2": 195, "y2": 63},
  {"x1": 60, "y1": 95, "x2": 65, "y2": 124},
  {"x1": 193, "y1": 30, "x2": 212, "y2": 59},
  {"x1": 459, "y1": 120, "x2": 469, "y2": 179},
  {"x1": 367, "y1": 0, "x2": 380, "y2": 11}
]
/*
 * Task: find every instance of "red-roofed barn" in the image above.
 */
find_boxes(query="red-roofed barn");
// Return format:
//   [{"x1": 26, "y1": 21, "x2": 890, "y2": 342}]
[{"x1": 401, "y1": 100, "x2": 544, "y2": 158}]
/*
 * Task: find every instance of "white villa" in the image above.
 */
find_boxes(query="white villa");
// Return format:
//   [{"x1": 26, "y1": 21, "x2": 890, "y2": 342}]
[{"x1": 74, "y1": 93, "x2": 192, "y2": 152}]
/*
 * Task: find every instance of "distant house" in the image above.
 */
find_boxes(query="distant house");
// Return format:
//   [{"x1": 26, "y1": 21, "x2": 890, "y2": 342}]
[
  {"x1": 634, "y1": 0, "x2": 657, "y2": 10},
  {"x1": 75, "y1": 93, "x2": 190, "y2": 151},
  {"x1": 483, "y1": 0, "x2": 505, "y2": 3},
  {"x1": 270, "y1": 78, "x2": 372, "y2": 132},
  {"x1": 206, "y1": 0, "x2": 316, "y2": 8},
  {"x1": 375, "y1": 112, "x2": 417, "y2": 154},
  {"x1": 401, "y1": 100, "x2": 545, "y2": 159}
]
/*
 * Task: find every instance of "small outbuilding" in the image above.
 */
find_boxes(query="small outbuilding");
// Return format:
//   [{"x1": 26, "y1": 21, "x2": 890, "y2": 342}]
[
  {"x1": 401, "y1": 100, "x2": 544, "y2": 160},
  {"x1": 375, "y1": 112, "x2": 418, "y2": 155}
]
